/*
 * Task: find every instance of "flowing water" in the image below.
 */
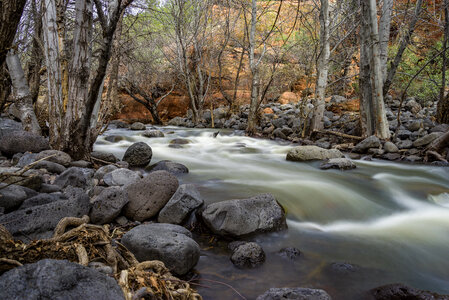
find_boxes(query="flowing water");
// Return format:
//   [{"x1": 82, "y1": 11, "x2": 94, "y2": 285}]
[{"x1": 95, "y1": 126, "x2": 449, "y2": 300}]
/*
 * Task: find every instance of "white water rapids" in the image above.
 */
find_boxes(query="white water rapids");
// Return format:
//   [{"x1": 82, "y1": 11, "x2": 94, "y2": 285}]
[{"x1": 95, "y1": 126, "x2": 449, "y2": 299}]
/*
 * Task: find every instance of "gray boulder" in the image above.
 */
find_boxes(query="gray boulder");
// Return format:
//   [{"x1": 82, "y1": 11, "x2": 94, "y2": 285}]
[
  {"x1": 320, "y1": 158, "x2": 356, "y2": 170},
  {"x1": 158, "y1": 184, "x2": 204, "y2": 224},
  {"x1": 54, "y1": 167, "x2": 90, "y2": 189},
  {"x1": 33, "y1": 161, "x2": 66, "y2": 174},
  {"x1": 0, "y1": 187, "x2": 90, "y2": 241},
  {"x1": 397, "y1": 139, "x2": 413, "y2": 149},
  {"x1": 91, "y1": 151, "x2": 119, "y2": 163},
  {"x1": 370, "y1": 283, "x2": 449, "y2": 300},
  {"x1": 230, "y1": 242, "x2": 265, "y2": 268},
  {"x1": 0, "y1": 130, "x2": 49, "y2": 157},
  {"x1": 94, "y1": 164, "x2": 118, "y2": 180},
  {"x1": 16, "y1": 153, "x2": 37, "y2": 167},
  {"x1": 0, "y1": 259, "x2": 124, "y2": 300},
  {"x1": 353, "y1": 136, "x2": 381, "y2": 153},
  {"x1": 383, "y1": 141, "x2": 399, "y2": 153},
  {"x1": 286, "y1": 146, "x2": 343, "y2": 162},
  {"x1": 103, "y1": 168, "x2": 140, "y2": 187},
  {"x1": 0, "y1": 184, "x2": 38, "y2": 211},
  {"x1": 201, "y1": 193, "x2": 287, "y2": 237},
  {"x1": 413, "y1": 132, "x2": 443, "y2": 147},
  {"x1": 123, "y1": 142, "x2": 152, "y2": 167},
  {"x1": 124, "y1": 170, "x2": 179, "y2": 221},
  {"x1": 168, "y1": 117, "x2": 186, "y2": 126},
  {"x1": 19, "y1": 193, "x2": 66, "y2": 209},
  {"x1": 90, "y1": 186, "x2": 129, "y2": 224},
  {"x1": 36, "y1": 150, "x2": 72, "y2": 167},
  {"x1": 147, "y1": 160, "x2": 189, "y2": 175},
  {"x1": 256, "y1": 288, "x2": 331, "y2": 300},
  {"x1": 130, "y1": 122, "x2": 146, "y2": 130},
  {"x1": 121, "y1": 223, "x2": 200, "y2": 275},
  {"x1": 0, "y1": 117, "x2": 21, "y2": 130},
  {"x1": 142, "y1": 130, "x2": 164, "y2": 138}
]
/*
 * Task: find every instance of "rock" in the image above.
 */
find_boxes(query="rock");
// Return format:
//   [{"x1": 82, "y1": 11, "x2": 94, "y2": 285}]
[
  {"x1": 407, "y1": 120, "x2": 422, "y2": 132},
  {"x1": 273, "y1": 128, "x2": 287, "y2": 139},
  {"x1": 33, "y1": 161, "x2": 66, "y2": 174},
  {"x1": 201, "y1": 193, "x2": 287, "y2": 237},
  {"x1": 0, "y1": 259, "x2": 124, "y2": 300},
  {"x1": 91, "y1": 151, "x2": 119, "y2": 163},
  {"x1": 0, "y1": 167, "x2": 43, "y2": 191},
  {"x1": 405, "y1": 98, "x2": 422, "y2": 114},
  {"x1": 121, "y1": 223, "x2": 200, "y2": 275},
  {"x1": 35, "y1": 150, "x2": 71, "y2": 167},
  {"x1": 19, "y1": 193, "x2": 66, "y2": 209},
  {"x1": 130, "y1": 122, "x2": 146, "y2": 130},
  {"x1": 320, "y1": 158, "x2": 356, "y2": 170},
  {"x1": 168, "y1": 117, "x2": 186, "y2": 126},
  {"x1": 383, "y1": 141, "x2": 399, "y2": 153},
  {"x1": 286, "y1": 146, "x2": 343, "y2": 162},
  {"x1": 0, "y1": 184, "x2": 38, "y2": 211},
  {"x1": 0, "y1": 187, "x2": 90, "y2": 241},
  {"x1": 90, "y1": 186, "x2": 129, "y2": 224},
  {"x1": 383, "y1": 153, "x2": 401, "y2": 161},
  {"x1": 88, "y1": 262, "x2": 114, "y2": 275},
  {"x1": 0, "y1": 117, "x2": 21, "y2": 130},
  {"x1": 397, "y1": 129, "x2": 412, "y2": 140},
  {"x1": 147, "y1": 160, "x2": 189, "y2": 175},
  {"x1": 230, "y1": 242, "x2": 265, "y2": 268},
  {"x1": 0, "y1": 130, "x2": 49, "y2": 157},
  {"x1": 70, "y1": 160, "x2": 93, "y2": 168},
  {"x1": 329, "y1": 262, "x2": 359, "y2": 274},
  {"x1": 404, "y1": 155, "x2": 422, "y2": 162},
  {"x1": 39, "y1": 183, "x2": 61, "y2": 193},
  {"x1": 413, "y1": 132, "x2": 443, "y2": 147},
  {"x1": 256, "y1": 287, "x2": 332, "y2": 300},
  {"x1": 158, "y1": 184, "x2": 204, "y2": 224},
  {"x1": 16, "y1": 153, "x2": 37, "y2": 167},
  {"x1": 109, "y1": 120, "x2": 130, "y2": 129},
  {"x1": 104, "y1": 135, "x2": 125, "y2": 143},
  {"x1": 123, "y1": 142, "x2": 152, "y2": 167},
  {"x1": 278, "y1": 247, "x2": 301, "y2": 260},
  {"x1": 54, "y1": 167, "x2": 89, "y2": 189},
  {"x1": 103, "y1": 168, "x2": 140, "y2": 186},
  {"x1": 353, "y1": 136, "x2": 381, "y2": 153},
  {"x1": 396, "y1": 139, "x2": 413, "y2": 149},
  {"x1": 369, "y1": 283, "x2": 448, "y2": 300},
  {"x1": 115, "y1": 215, "x2": 128, "y2": 226},
  {"x1": 272, "y1": 118, "x2": 286, "y2": 128},
  {"x1": 430, "y1": 124, "x2": 449, "y2": 133},
  {"x1": 170, "y1": 138, "x2": 191, "y2": 145},
  {"x1": 124, "y1": 170, "x2": 179, "y2": 221},
  {"x1": 368, "y1": 148, "x2": 385, "y2": 156},
  {"x1": 142, "y1": 130, "x2": 165, "y2": 138},
  {"x1": 94, "y1": 164, "x2": 118, "y2": 180}
]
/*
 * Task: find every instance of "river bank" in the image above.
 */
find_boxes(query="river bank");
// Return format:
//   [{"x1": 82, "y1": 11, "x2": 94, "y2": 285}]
[{"x1": 1, "y1": 118, "x2": 449, "y2": 299}]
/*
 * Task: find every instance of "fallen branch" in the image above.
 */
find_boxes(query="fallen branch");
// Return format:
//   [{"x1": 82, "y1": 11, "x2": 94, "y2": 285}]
[{"x1": 315, "y1": 130, "x2": 364, "y2": 141}]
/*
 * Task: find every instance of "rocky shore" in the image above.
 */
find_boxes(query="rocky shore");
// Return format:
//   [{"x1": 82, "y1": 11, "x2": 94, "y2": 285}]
[
  {"x1": 1, "y1": 115, "x2": 448, "y2": 300},
  {"x1": 165, "y1": 96, "x2": 449, "y2": 165}
]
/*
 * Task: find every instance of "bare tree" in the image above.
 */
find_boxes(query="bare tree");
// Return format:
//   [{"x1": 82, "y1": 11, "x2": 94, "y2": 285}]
[{"x1": 437, "y1": 0, "x2": 449, "y2": 124}]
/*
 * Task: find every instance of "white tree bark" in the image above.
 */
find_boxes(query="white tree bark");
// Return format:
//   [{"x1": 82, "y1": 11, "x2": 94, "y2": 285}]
[
  {"x1": 310, "y1": 0, "x2": 330, "y2": 134},
  {"x1": 247, "y1": 0, "x2": 260, "y2": 135},
  {"x1": 368, "y1": 0, "x2": 390, "y2": 139},
  {"x1": 6, "y1": 50, "x2": 41, "y2": 135},
  {"x1": 379, "y1": 0, "x2": 393, "y2": 82},
  {"x1": 43, "y1": 0, "x2": 63, "y2": 147}
]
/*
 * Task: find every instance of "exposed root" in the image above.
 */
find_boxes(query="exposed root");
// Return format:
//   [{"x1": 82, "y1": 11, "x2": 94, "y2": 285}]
[{"x1": 53, "y1": 215, "x2": 90, "y2": 237}]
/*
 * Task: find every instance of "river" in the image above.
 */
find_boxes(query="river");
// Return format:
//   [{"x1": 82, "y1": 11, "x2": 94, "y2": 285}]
[{"x1": 94, "y1": 126, "x2": 449, "y2": 300}]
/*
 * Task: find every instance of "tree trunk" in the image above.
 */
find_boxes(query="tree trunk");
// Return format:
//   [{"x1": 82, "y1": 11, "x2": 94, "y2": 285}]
[
  {"x1": 383, "y1": 0, "x2": 423, "y2": 96},
  {"x1": 64, "y1": 0, "x2": 93, "y2": 150},
  {"x1": 0, "y1": 0, "x2": 26, "y2": 67},
  {"x1": 247, "y1": 0, "x2": 259, "y2": 135},
  {"x1": 27, "y1": 0, "x2": 43, "y2": 105},
  {"x1": 0, "y1": 63, "x2": 11, "y2": 112},
  {"x1": 310, "y1": 0, "x2": 330, "y2": 135},
  {"x1": 359, "y1": 1, "x2": 375, "y2": 136},
  {"x1": 6, "y1": 50, "x2": 41, "y2": 135},
  {"x1": 43, "y1": 0, "x2": 64, "y2": 147},
  {"x1": 379, "y1": 0, "x2": 393, "y2": 82},
  {"x1": 437, "y1": 0, "x2": 449, "y2": 124}
]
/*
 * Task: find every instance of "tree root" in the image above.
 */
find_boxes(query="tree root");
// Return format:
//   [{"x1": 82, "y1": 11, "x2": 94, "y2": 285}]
[{"x1": 53, "y1": 215, "x2": 90, "y2": 238}]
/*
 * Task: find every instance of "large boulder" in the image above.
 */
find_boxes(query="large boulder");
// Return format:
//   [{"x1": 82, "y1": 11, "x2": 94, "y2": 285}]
[
  {"x1": 89, "y1": 186, "x2": 129, "y2": 224},
  {"x1": 121, "y1": 223, "x2": 200, "y2": 275},
  {"x1": 369, "y1": 283, "x2": 448, "y2": 300},
  {"x1": 0, "y1": 184, "x2": 38, "y2": 212},
  {"x1": 91, "y1": 151, "x2": 119, "y2": 163},
  {"x1": 158, "y1": 184, "x2": 204, "y2": 224},
  {"x1": 413, "y1": 132, "x2": 443, "y2": 147},
  {"x1": 19, "y1": 193, "x2": 66, "y2": 209},
  {"x1": 147, "y1": 160, "x2": 189, "y2": 175},
  {"x1": 0, "y1": 130, "x2": 49, "y2": 157},
  {"x1": 201, "y1": 193, "x2": 287, "y2": 237},
  {"x1": 33, "y1": 161, "x2": 66, "y2": 174},
  {"x1": 54, "y1": 167, "x2": 90, "y2": 190},
  {"x1": 256, "y1": 288, "x2": 331, "y2": 300},
  {"x1": 35, "y1": 150, "x2": 72, "y2": 167},
  {"x1": 94, "y1": 164, "x2": 118, "y2": 180},
  {"x1": 286, "y1": 146, "x2": 343, "y2": 162},
  {"x1": 320, "y1": 158, "x2": 356, "y2": 170},
  {"x1": 0, "y1": 259, "x2": 124, "y2": 300},
  {"x1": 383, "y1": 141, "x2": 399, "y2": 153},
  {"x1": 230, "y1": 242, "x2": 265, "y2": 268},
  {"x1": 130, "y1": 122, "x2": 146, "y2": 130},
  {"x1": 353, "y1": 136, "x2": 381, "y2": 153},
  {"x1": 0, "y1": 167, "x2": 43, "y2": 190},
  {"x1": 103, "y1": 168, "x2": 141, "y2": 187},
  {"x1": 122, "y1": 142, "x2": 152, "y2": 167},
  {"x1": 124, "y1": 170, "x2": 179, "y2": 221},
  {"x1": 142, "y1": 130, "x2": 164, "y2": 138},
  {"x1": 0, "y1": 187, "x2": 90, "y2": 241}
]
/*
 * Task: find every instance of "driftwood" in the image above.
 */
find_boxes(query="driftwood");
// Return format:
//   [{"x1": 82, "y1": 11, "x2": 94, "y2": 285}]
[
  {"x1": 0, "y1": 216, "x2": 202, "y2": 300},
  {"x1": 315, "y1": 129, "x2": 364, "y2": 141}
]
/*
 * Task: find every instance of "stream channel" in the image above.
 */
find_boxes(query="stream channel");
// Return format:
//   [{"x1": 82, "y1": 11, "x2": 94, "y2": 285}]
[{"x1": 94, "y1": 125, "x2": 449, "y2": 300}]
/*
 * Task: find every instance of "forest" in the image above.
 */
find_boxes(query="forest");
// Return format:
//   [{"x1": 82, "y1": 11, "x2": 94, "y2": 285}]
[{"x1": 0, "y1": 0, "x2": 449, "y2": 299}]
